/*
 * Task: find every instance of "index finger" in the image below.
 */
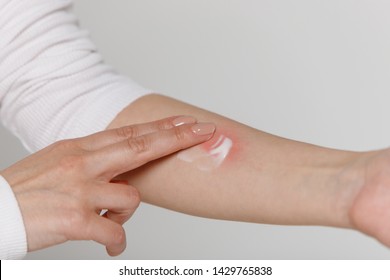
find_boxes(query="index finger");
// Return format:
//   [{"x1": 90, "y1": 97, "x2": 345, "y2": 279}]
[
  {"x1": 91, "y1": 122, "x2": 216, "y2": 179},
  {"x1": 77, "y1": 116, "x2": 197, "y2": 150}
]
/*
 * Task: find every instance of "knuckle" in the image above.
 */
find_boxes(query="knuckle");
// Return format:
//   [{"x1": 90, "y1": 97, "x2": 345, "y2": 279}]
[
  {"x1": 112, "y1": 227, "x2": 126, "y2": 245},
  {"x1": 173, "y1": 126, "x2": 186, "y2": 142},
  {"x1": 69, "y1": 210, "x2": 86, "y2": 226},
  {"x1": 157, "y1": 118, "x2": 173, "y2": 130},
  {"x1": 50, "y1": 139, "x2": 77, "y2": 151},
  {"x1": 116, "y1": 126, "x2": 137, "y2": 139},
  {"x1": 126, "y1": 136, "x2": 150, "y2": 154},
  {"x1": 123, "y1": 186, "x2": 141, "y2": 208},
  {"x1": 63, "y1": 208, "x2": 89, "y2": 237},
  {"x1": 63, "y1": 182, "x2": 82, "y2": 198}
]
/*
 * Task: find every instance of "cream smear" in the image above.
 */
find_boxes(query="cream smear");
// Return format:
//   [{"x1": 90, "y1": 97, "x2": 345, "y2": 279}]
[{"x1": 177, "y1": 135, "x2": 233, "y2": 171}]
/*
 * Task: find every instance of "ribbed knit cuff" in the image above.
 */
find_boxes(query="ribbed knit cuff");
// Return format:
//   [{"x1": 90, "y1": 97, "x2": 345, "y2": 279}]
[{"x1": 0, "y1": 176, "x2": 27, "y2": 260}]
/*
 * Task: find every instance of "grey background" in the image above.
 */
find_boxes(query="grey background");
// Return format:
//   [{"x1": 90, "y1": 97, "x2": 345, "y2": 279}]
[{"x1": 1, "y1": 0, "x2": 390, "y2": 259}]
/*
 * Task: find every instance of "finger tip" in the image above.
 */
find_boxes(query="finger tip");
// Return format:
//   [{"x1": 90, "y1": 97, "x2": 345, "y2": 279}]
[{"x1": 106, "y1": 246, "x2": 125, "y2": 257}]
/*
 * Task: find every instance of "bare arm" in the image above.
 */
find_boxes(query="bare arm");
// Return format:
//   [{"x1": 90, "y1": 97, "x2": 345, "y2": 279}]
[{"x1": 109, "y1": 94, "x2": 390, "y2": 246}]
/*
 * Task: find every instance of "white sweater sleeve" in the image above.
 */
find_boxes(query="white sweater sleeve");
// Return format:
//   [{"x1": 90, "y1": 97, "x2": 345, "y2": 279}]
[
  {"x1": 0, "y1": 176, "x2": 27, "y2": 259},
  {"x1": 0, "y1": 0, "x2": 152, "y2": 258},
  {"x1": 0, "y1": 0, "x2": 152, "y2": 152}
]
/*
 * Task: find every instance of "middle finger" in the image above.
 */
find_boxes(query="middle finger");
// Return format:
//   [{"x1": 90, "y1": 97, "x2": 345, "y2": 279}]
[{"x1": 78, "y1": 115, "x2": 197, "y2": 150}]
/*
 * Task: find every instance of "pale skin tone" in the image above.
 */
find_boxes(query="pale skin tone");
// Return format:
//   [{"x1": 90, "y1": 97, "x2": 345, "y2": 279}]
[
  {"x1": 3, "y1": 94, "x2": 390, "y2": 256},
  {"x1": 109, "y1": 94, "x2": 390, "y2": 248},
  {"x1": 0, "y1": 116, "x2": 216, "y2": 256}
]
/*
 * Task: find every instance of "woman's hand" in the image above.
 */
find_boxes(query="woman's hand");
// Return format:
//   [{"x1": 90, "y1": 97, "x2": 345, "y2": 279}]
[{"x1": 0, "y1": 116, "x2": 215, "y2": 256}]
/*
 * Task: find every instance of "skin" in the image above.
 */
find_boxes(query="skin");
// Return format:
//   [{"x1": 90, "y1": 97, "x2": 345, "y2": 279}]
[
  {"x1": 0, "y1": 116, "x2": 216, "y2": 256},
  {"x1": 176, "y1": 133, "x2": 233, "y2": 171},
  {"x1": 109, "y1": 94, "x2": 390, "y2": 248}
]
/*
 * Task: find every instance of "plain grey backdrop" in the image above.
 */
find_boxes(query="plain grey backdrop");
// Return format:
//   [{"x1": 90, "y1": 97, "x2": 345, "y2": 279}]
[{"x1": 2, "y1": 0, "x2": 390, "y2": 259}]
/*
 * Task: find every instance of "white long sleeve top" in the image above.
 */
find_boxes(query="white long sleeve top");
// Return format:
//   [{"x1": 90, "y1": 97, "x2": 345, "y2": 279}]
[{"x1": 0, "y1": 0, "x2": 151, "y2": 259}]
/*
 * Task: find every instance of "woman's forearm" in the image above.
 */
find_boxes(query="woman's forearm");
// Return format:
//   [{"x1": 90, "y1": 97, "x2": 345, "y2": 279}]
[{"x1": 108, "y1": 94, "x2": 366, "y2": 228}]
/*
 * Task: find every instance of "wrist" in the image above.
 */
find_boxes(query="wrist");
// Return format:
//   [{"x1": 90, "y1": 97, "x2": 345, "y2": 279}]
[
  {"x1": 334, "y1": 150, "x2": 382, "y2": 230},
  {"x1": 344, "y1": 148, "x2": 390, "y2": 246},
  {"x1": 329, "y1": 151, "x2": 369, "y2": 229}
]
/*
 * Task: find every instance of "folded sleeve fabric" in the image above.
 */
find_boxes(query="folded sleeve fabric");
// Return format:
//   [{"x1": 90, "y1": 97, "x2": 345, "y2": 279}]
[
  {"x1": 0, "y1": 0, "x2": 152, "y2": 153},
  {"x1": 0, "y1": 0, "x2": 152, "y2": 259},
  {"x1": 0, "y1": 175, "x2": 27, "y2": 259}
]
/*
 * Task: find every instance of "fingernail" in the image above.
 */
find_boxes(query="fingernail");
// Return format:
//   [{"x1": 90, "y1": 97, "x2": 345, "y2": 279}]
[
  {"x1": 191, "y1": 123, "x2": 216, "y2": 136},
  {"x1": 173, "y1": 116, "x2": 197, "y2": 126}
]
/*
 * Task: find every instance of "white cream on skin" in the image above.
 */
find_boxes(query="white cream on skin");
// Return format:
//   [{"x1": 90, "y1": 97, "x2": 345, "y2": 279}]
[{"x1": 177, "y1": 135, "x2": 233, "y2": 171}]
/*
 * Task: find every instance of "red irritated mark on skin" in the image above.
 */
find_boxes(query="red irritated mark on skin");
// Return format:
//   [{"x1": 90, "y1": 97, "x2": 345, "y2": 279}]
[
  {"x1": 201, "y1": 129, "x2": 239, "y2": 158},
  {"x1": 177, "y1": 128, "x2": 236, "y2": 171}
]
